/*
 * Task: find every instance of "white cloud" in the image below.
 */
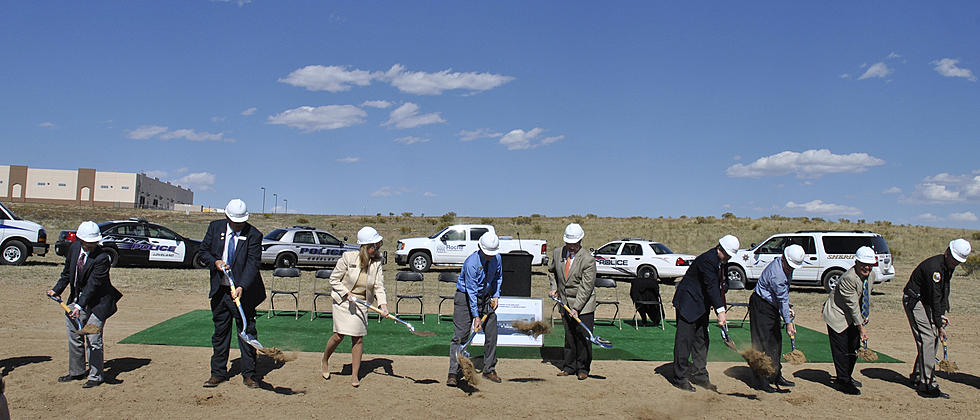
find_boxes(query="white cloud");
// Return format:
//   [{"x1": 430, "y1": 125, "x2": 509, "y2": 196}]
[
  {"x1": 241, "y1": 107, "x2": 257, "y2": 116},
  {"x1": 725, "y1": 149, "x2": 885, "y2": 178},
  {"x1": 210, "y1": 116, "x2": 225, "y2": 122},
  {"x1": 278, "y1": 65, "x2": 376, "y2": 92},
  {"x1": 211, "y1": 0, "x2": 251, "y2": 6},
  {"x1": 383, "y1": 103, "x2": 445, "y2": 129},
  {"x1": 839, "y1": 73, "x2": 851, "y2": 79},
  {"x1": 498, "y1": 128, "x2": 565, "y2": 150},
  {"x1": 785, "y1": 200, "x2": 862, "y2": 216},
  {"x1": 423, "y1": 192, "x2": 437, "y2": 197},
  {"x1": 924, "y1": 173, "x2": 971, "y2": 184},
  {"x1": 38, "y1": 121, "x2": 56, "y2": 129},
  {"x1": 371, "y1": 186, "x2": 412, "y2": 197},
  {"x1": 911, "y1": 183, "x2": 963, "y2": 203},
  {"x1": 267, "y1": 105, "x2": 367, "y2": 132},
  {"x1": 380, "y1": 64, "x2": 514, "y2": 95},
  {"x1": 887, "y1": 52, "x2": 902, "y2": 59},
  {"x1": 858, "y1": 62, "x2": 892, "y2": 80},
  {"x1": 932, "y1": 58, "x2": 977, "y2": 82},
  {"x1": 174, "y1": 172, "x2": 216, "y2": 191},
  {"x1": 361, "y1": 100, "x2": 392, "y2": 109},
  {"x1": 915, "y1": 213, "x2": 939, "y2": 222},
  {"x1": 127, "y1": 125, "x2": 169, "y2": 140},
  {"x1": 458, "y1": 128, "x2": 503, "y2": 142},
  {"x1": 882, "y1": 186, "x2": 902, "y2": 194},
  {"x1": 949, "y1": 211, "x2": 979, "y2": 222},
  {"x1": 394, "y1": 136, "x2": 430, "y2": 145},
  {"x1": 903, "y1": 172, "x2": 980, "y2": 204},
  {"x1": 336, "y1": 157, "x2": 360, "y2": 163}
]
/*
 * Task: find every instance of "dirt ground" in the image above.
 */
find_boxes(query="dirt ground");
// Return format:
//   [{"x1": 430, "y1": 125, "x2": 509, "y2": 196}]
[{"x1": 2, "y1": 262, "x2": 978, "y2": 419}]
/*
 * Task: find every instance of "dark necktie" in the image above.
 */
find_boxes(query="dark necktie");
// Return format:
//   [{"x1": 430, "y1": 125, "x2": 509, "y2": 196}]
[
  {"x1": 227, "y1": 232, "x2": 237, "y2": 270},
  {"x1": 861, "y1": 278, "x2": 870, "y2": 325}
]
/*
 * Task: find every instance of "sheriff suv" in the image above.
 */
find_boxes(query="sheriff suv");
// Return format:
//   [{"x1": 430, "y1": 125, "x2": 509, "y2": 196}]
[
  {"x1": 55, "y1": 217, "x2": 206, "y2": 268},
  {"x1": 726, "y1": 230, "x2": 894, "y2": 292},
  {"x1": 262, "y1": 225, "x2": 358, "y2": 268},
  {"x1": 593, "y1": 239, "x2": 696, "y2": 283}
]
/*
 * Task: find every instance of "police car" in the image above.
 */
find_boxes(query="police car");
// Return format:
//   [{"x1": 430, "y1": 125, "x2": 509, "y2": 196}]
[
  {"x1": 726, "y1": 230, "x2": 895, "y2": 292},
  {"x1": 261, "y1": 225, "x2": 358, "y2": 268},
  {"x1": 54, "y1": 218, "x2": 206, "y2": 268},
  {"x1": 593, "y1": 239, "x2": 696, "y2": 283}
]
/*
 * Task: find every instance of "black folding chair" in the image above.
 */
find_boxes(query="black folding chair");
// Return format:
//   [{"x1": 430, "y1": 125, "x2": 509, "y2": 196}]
[
  {"x1": 269, "y1": 267, "x2": 301, "y2": 319},
  {"x1": 394, "y1": 271, "x2": 425, "y2": 324},
  {"x1": 594, "y1": 277, "x2": 622, "y2": 330},
  {"x1": 310, "y1": 269, "x2": 332, "y2": 321},
  {"x1": 436, "y1": 272, "x2": 457, "y2": 324}
]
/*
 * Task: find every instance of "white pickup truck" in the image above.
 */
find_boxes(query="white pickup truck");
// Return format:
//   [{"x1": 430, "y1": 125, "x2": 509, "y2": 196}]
[
  {"x1": 395, "y1": 224, "x2": 548, "y2": 272},
  {"x1": 0, "y1": 201, "x2": 49, "y2": 265}
]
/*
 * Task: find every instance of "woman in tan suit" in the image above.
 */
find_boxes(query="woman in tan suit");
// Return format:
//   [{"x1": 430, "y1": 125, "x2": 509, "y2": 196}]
[{"x1": 321, "y1": 226, "x2": 388, "y2": 387}]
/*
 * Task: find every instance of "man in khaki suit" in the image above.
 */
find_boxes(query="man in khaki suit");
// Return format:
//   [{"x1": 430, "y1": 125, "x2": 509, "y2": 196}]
[
  {"x1": 822, "y1": 246, "x2": 876, "y2": 395},
  {"x1": 549, "y1": 223, "x2": 597, "y2": 380}
]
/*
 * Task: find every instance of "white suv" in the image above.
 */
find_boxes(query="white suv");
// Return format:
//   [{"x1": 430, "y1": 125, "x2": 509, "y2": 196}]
[
  {"x1": 593, "y1": 239, "x2": 696, "y2": 283},
  {"x1": 0, "y1": 201, "x2": 49, "y2": 265},
  {"x1": 726, "y1": 230, "x2": 894, "y2": 292}
]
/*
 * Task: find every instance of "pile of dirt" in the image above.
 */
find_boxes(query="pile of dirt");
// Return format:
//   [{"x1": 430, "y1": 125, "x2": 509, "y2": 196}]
[
  {"x1": 512, "y1": 320, "x2": 552, "y2": 338},
  {"x1": 456, "y1": 354, "x2": 478, "y2": 385},
  {"x1": 258, "y1": 347, "x2": 297, "y2": 363},
  {"x1": 411, "y1": 330, "x2": 438, "y2": 337},
  {"x1": 741, "y1": 349, "x2": 776, "y2": 378},
  {"x1": 937, "y1": 359, "x2": 959, "y2": 373},
  {"x1": 79, "y1": 324, "x2": 102, "y2": 335},
  {"x1": 857, "y1": 347, "x2": 878, "y2": 361},
  {"x1": 783, "y1": 349, "x2": 806, "y2": 365}
]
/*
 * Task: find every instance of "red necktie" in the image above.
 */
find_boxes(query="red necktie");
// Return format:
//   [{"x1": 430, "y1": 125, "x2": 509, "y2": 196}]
[{"x1": 75, "y1": 252, "x2": 86, "y2": 288}]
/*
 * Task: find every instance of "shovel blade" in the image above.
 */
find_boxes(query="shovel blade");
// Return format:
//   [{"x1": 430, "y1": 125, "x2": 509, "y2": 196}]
[
  {"x1": 593, "y1": 336, "x2": 613, "y2": 349},
  {"x1": 240, "y1": 332, "x2": 264, "y2": 349}
]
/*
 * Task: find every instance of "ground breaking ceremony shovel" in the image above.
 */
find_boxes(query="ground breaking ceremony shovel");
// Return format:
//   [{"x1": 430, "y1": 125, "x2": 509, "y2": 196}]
[
  {"x1": 937, "y1": 339, "x2": 958, "y2": 373},
  {"x1": 783, "y1": 334, "x2": 806, "y2": 365},
  {"x1": 857, "y1": 339, "x2": 878, "y2": 362},
  {"x1": 47, "y1": 294, "x2": 100, "y2": 334},
  {"x1": 720, "y1": 324, "x2": 738, "y2": 352},
  {"x1": 456, "y1": 312, "x2": 490, "y2": 385},
  {"x1": 348, "y1": 296, "x2": 436, "y2": 337},
  {"x1": 222, "y1": 268, "x2": 266, "y2": 350},
  {"x1": 550, "y1": 295, "x2": 613, "y2": 349}
]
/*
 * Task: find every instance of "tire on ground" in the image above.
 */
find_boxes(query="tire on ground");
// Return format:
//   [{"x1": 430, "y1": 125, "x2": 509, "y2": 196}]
[
  {"x1": 822, "y1": 268, "x2": 845, "y2": 293},
  {"x1": 0, "y1": 240, "x2": 28, "y2": 265},
  {"x1": 409, "y1": 251, "x2": 431, "y2": 272}
]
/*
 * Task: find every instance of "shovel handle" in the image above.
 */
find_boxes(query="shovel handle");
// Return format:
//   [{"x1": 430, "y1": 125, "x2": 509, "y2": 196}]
[{"x1": 349, "y1": 297, "x2": 415, "y2": 331}]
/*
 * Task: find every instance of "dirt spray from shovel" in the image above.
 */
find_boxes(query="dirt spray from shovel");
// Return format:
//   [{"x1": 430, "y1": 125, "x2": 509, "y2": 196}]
[
  {"x1": 511, "y1": 320, "x2": 552, "y2": 338},
  {"x1": 456, "y1": 313, "x2": 489, "y2": 386},
  {"x1": 782, "y1": 335, "x2": 806, "y2": 365},
  {"x1": 937, "y1": 339, "x2": 959, "y2": 373},
  {"x1": 857, "y1": 339, "x2": 878, "y2": 362}
]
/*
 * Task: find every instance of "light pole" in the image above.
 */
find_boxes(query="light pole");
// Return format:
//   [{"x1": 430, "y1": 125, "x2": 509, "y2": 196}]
[
  {"x1": 273, "y1": 193, "x2": 277, "y2": 214},
  {"x1": 260, "y1": 187, "x2": 266, "y2": 214},
  {"x1": 283, "y1": 199, "x2": 288, "y2": 214}
]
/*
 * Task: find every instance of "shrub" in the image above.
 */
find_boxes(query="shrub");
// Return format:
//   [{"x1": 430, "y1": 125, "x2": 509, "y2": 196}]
[
  {"x1": 401, "y1": 212, "x2": 413, "y2": 217},
  {"x1": 695, "y1": 216, "x2": 710, "y2": 224},
  {"x1": 812, "y1": 217, "x2": 825, "y2": 223},
  {"x1": 532, "y1": 224, "x2": 543, "y2": 234},
  {"x1": 480, "y1": 217, "x2": 494, "y2": 225},
  {"x1": 440, "y1": 212, "x2": 456, "y2": 223},
  {"x1": 586, "y1": 213, "x2": 597, "y2": 219},
  {"x1": 839, "y1": 218, "x2": 850, "y2": 224},
  {"x1": 531, "y1": 213, "x2": 543, "y2": 218},
  {"x1": 960, "y1": 254, "x2": 980, "y2": 276},
  {"x1": 514, "y1": 216, "x2": 532, "y2": 225},
  {"x1": 400, "y1": 226, "x2": 412, "y2": 234},
  {"x1": 722, "y1": 212, "x2": 735, "y2": 219},
  {"x1": 971, "y1": 232, "x2": 980, "y2": 241},
  {"x1": 330, "y1": 222, "x2": 337, "y2": 229},
  {"x1": 857, "y1": 219, "x2": 866, "y2": 224},
  {"x1": 428, "y1": 218, "x2": 439, "y2": 225},
  {"x1": 296, "y1": 217, "x2": 309, "y2": 224}
]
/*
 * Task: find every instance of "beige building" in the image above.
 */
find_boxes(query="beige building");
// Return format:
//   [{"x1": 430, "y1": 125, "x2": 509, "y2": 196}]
[{"x1": 1, "y1": 165, "x2": 193, "y2": 210}]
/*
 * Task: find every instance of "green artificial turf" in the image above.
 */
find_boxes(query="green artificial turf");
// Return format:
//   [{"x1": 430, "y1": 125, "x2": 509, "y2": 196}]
[{"x1": 120, "y1": 311, "x2": 900, "y2": 363}]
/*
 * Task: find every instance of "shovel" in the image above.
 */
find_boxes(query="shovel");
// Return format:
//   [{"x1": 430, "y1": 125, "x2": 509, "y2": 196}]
[
  {"x1": 857, "y1": 339, "x2": 878, "y2": 362},
  {"x1": 348, "y1": 296, "x2": 437, "y2": 337},
  {"x1": 222, "y1": 268, "x2": 265, "y2": 350},
  {"x1": 48, "y1": 294, "x2": 84, "y2": 333},
  {"x1": 720, "y1": 324, "x2": 738, "y2": 352},
  {"x1": 782, "y1": 334, "x2": 806, "y2": 365},
  {"x1": 459, "y1": 313, "x2": 490, "y2": 358},
  {"x1": 550, "y1": 295, "x2": 612, "y2": 349},
  {"x1": 937, "y1": 339, "x2": 959, "y2": 373}
]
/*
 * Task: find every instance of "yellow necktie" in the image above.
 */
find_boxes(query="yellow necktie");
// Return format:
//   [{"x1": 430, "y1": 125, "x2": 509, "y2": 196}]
[{"x1": 564, "y1": 255, "x2": 572, "y2": 278}]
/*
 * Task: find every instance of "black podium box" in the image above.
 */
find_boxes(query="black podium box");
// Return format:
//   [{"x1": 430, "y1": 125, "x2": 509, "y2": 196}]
[{"x1": 500, "y1": 252, "x2": 533, "y2": 297}]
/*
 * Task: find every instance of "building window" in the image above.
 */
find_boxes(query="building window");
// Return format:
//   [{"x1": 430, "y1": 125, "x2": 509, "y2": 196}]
[
  {"x1": 37, "y1": 182, "x2": 46, "y2": 186},
  {"x1": 100, "y1": 185, "x2": 110, "y2": 189},
  {"x1": 121, "y1": 186, "x2": 130, "y2": 190},
  {"x1": 58, "y1": 183, "x2": 66, "y2": 187}
]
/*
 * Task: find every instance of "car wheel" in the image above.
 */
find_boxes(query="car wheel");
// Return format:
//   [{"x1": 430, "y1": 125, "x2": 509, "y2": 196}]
[
  {"x1": 726, "y1": 265, "x2": 746, "y2": 288},
  {"x1": 823, "y1": 268, "x2": 845, "y2": 293},
  {"x1": 275, "y1": 253, "x2": 297, "y2": 268},
  {"x1": 636, "y1": 265, "x2": 659, "y2": 283},
  {"x1": 409, "y1": 251, "x2": 431, "y2": 272},
  {"x1": 104, "y1": 248, "x2": 119, "y2": 267},
  {"x1": 0, "y1": 240, "x2": 28, "y2": 265}
]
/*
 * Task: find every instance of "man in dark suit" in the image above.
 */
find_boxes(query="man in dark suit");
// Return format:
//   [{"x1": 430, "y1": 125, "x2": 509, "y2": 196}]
[
  {"x1": 670, "y1": 234, "x2": 739, "y2": 392},
  {"x1": 197, "y1": 199, "x2": 266, "y2": 389},
  {"x1": 47, "y1": 221, "x2": 123, "y2": 389}
]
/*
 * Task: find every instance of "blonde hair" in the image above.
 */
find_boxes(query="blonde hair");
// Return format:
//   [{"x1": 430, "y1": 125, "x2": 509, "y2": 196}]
[{"x1": 359, "y1": 242, "x2": 383, "y2": 269}]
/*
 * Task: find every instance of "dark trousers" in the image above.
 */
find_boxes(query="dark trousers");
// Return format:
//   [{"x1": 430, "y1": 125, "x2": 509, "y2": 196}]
[
  {"x1": 210, "y1": 287, "x2": 258, "y2": 379},
  {"x1": 672, "y1": 310, "x2": 709, "y2": 383},
  {"x1": 448, "y1": 291, "x2": 498, "y2": 374},
  {"x1": 828, "y1": 325, "x2": 860, "y2": 385},
  {"x1": 560, "y1": 311, "x2": 594, "y2": 375},
  {"x1": 749, "y1": 292, "x2": 783, "y2": 381}
]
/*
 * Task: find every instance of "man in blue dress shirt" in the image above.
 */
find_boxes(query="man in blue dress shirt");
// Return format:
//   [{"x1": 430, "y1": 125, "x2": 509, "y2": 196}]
[
  {"x1": 749, "y1": 244, "x2": 804, "y2": 391},
  {"x1": 446, "y1": 233, "x2": 503, "y2": 387}
]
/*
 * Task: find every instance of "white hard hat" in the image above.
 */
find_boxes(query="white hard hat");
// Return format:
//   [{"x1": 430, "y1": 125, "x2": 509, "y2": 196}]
[
  {"x1": 783, "y1": 244, "x2": 805, "y2": 269},
  {"x1": 356, "y1": 226, "x2": 383, "y2": 245},
  {"x1": 949, "y1": 238, "x2": 972, "y2": 263},
  {"x1": 76, "y1": 221, "x2": 102, "y2": 243},
  {"x1": 854, "y1": 246, "x2": 877, "y2": 265},
  {"x1": 563, "y1": 223, "x2": 585, "y2": 244},
  {"x1": 224, "y1": 199, "x2": 249, "y2": 223},
  {"x1": 479, "y1": 232, "x2": 500, "y2": 256},
  {"x1": 718, "y1": 234, "x2": 740, "y2": 258}
]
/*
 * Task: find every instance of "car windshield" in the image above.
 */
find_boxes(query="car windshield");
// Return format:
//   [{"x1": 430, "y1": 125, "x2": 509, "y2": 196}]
[
  {"x1": 649, "y1": 243, "x2": 674, "y2": 254},
  {"x1": 428, "y1": 228, "x2": 448, "y2": 239},
  {"x1": 0, "y1": 202, "x2": 21, "y2": 220},
  {"x1": 264, "y1": 229, "x2": 287, "y2": 241}
]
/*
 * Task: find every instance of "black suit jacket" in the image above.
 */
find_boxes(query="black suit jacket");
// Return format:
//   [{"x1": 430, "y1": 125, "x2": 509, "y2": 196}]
[
  {"x1": 672, "y1": 247, "x2": 726, "y2": 323},
  {"x1": 197, "y1": 219, "x2": 266, "y2": 308},
  {"x1": 52, "y1": 241, "x2": 123, "y2": 321}
]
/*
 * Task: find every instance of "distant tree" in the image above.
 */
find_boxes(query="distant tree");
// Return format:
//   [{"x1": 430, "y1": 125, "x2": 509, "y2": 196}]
[
  {"x1": 401, "y1": 212, "x2": 413, "y2": 217},
  {"x1": 722, "y1": 212, "x2": 735, "y2": 219}
]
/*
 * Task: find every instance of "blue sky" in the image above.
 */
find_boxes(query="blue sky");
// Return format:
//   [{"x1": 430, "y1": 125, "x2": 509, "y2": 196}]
[{"x1": 2, "y1": 1, "x2": 979, "y2": 228}]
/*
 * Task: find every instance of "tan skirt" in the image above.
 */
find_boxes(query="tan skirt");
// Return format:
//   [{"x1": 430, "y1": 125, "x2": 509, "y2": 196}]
[{"x1": 332, "y1": 295, "x2": 369, "y2": 337}]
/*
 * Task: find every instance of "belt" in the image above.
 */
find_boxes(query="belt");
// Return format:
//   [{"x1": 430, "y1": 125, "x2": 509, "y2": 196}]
[{"x1": 457, "y1": 289, "x2": 489, "y2": 300}]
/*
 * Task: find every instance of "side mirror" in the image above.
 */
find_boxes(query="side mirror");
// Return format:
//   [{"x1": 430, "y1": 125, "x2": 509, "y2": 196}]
[
  {"x1": 343, "y1": 236, "x2": 348, "y2": 242},
  {"x1": 750, "y1": 243, "x2": 756, "y2": 249},
  {"x1": 440, "y1": 234, "x2": 449, "y2": 242}
]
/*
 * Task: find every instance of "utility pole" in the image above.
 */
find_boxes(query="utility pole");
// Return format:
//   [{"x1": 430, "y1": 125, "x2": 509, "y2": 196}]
[
  {"x1": 260, "y1": 187, "x2": 266, "y2": 214},
  {"x1": 273, "y1": 193, "x2": 277, "y2": 214},
  {"x1": 283, "y1": 199, "x2": 288, "y2": 214}
]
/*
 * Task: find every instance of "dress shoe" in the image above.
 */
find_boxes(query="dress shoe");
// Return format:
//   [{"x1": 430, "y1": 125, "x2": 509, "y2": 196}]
[
  {"x1": 82, "y1": 380, "x2": 102, "y2": 389},
  {"x1": 909, "y1": 373, "x2": 919, "y2": 388},
  {"x1": 672, "y1": 379, "x2": 695, "y2": 392},
  {"x1": 851, "y1": 379, "x2": 862, "y2": 388},
  {"x1": 691, "y1": 378, "x2": 717, "y2": 392},
  {"x1": 773, "y1": 376, "x2": 795, "y2": 387},
  {"x1": 202, "y1": 376, "x2": 224, "y2": 388},
  {"x1": 58, "y1": 374, "x2": 86, "y2": 383},
  {"x1": 482, "y1": 371, "x2": 502, "y2": 383},
  {"x1": 243, "y1": 376, "x2": 260, "y2": 389},
  {"x1": 446, "y1": 373, "x2": 458, "y2": 387},
  {"x1": 556, "y1": 371, "x2": 571, "y2": 377},
  {"x1": 836, "y1": 381, "x2": 861, "y2": 395},
  {"x1": 577, "y1": 372, "x2": 588, "y2": 381},
  {"x1": 917, "y1": 385, "x2": 949, "y2": 399}
]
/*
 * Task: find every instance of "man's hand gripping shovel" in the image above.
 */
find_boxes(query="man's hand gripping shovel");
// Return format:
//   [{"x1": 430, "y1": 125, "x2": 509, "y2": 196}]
[
  {"x1": 222, "y1": 267, "x2": 265, "y2": 350},
  {"x1": 47, "y1": 294, "x2": 100, "y2": 335}
]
